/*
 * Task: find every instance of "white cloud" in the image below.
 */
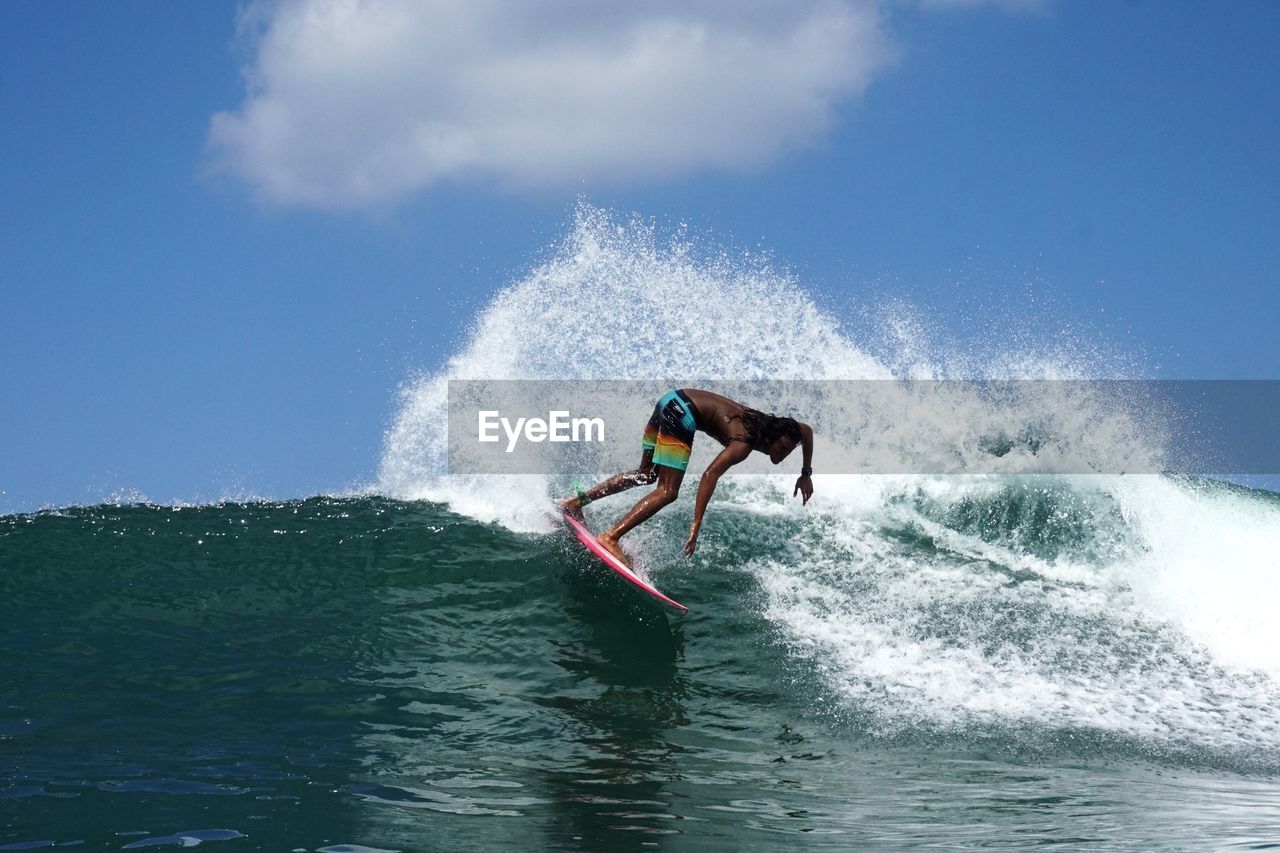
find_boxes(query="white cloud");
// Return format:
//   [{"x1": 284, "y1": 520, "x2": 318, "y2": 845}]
[{"x1": 207, "y1": 0, "x2": 895, "y2": 210}]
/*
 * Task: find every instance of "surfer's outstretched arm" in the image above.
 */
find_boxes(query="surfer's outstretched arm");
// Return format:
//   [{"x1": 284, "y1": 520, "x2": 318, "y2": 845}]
[
  {"x1": 683, "y1": 441, "x2": 752, "y2": 556},
  {"x1": 794, "y1": 423, "x2": 814, "y2": 505}
]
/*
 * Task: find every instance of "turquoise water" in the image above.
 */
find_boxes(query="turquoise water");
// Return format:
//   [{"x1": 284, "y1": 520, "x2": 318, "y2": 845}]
[
  {"x1": 4, "y1": 494, "x2": 1280, "y2": 851},
  {"x1": 9, "y1": 208, "x2": 1280, "y2": 849}
]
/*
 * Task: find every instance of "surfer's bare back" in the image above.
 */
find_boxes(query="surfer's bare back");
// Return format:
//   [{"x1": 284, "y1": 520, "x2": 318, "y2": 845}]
[{"x1": 560, "y1": 388, "x2": 814, "y2": 563}]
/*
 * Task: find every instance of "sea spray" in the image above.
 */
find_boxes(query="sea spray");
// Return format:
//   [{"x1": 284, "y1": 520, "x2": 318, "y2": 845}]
[{"x1": 378, "y1": 203, "x2": 1280, "y2": 757}]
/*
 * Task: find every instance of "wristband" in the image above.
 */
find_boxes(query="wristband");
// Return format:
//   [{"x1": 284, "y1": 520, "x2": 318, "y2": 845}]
[
  {"x1": 573, "y1": 480, "x2": 593, "y2": 507},
  {"x1": 801, "y1": 467, "x2": 813, "y2": 477}
]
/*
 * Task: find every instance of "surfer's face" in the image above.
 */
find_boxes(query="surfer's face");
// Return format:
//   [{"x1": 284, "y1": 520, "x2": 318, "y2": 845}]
[{"x1": 767, "y1": 435, "x2": 798, "y2": 464}]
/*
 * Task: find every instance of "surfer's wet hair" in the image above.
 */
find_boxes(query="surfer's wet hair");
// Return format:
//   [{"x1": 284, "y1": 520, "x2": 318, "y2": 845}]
[
  {"x1": 737, "y1": 409, "x2": 804, "y2": 450},
  {"x1": 758, "y1": 414, "x2": 804, "y2": 448}
]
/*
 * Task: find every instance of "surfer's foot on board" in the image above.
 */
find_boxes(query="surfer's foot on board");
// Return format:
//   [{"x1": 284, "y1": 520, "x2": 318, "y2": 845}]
[
  {"x1": 558, "y1": 496, "x2": 586, "y2": 522},
  {"x1": 596, "y1": 531, "x2": 628, "y2": 564}
]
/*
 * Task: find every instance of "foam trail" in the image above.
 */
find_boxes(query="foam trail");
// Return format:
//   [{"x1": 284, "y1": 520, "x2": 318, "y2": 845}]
[
  {"x1": 379, "y1": 204, "x2": 1280, "y2": 757},
  {"x1": 750, "y1": 473, "x2": 1280, "y2": 756}
]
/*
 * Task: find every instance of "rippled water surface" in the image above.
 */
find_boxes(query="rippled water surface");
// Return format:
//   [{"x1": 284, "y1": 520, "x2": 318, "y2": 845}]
[{"x1": 4, "y1": 498, "x2": 1280, "y2": 850}]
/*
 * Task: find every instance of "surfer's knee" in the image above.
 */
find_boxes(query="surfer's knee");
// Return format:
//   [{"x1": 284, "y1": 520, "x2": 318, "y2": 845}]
[
  {"x1": 634, "y1": 467, "x2": 658, "y2": 485},
  {"x1": 654, "y1": 483, "x2": 680, "y2": 504}
]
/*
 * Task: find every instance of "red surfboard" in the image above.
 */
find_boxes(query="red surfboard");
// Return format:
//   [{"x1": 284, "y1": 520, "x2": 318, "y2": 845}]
[{"x1": 562, "y1": 511, "x2": 688, "y2": 614}]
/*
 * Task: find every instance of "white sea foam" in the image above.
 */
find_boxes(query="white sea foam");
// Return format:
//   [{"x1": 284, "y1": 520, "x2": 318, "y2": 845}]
[
  {"x1": 749, "y1": 474, "x2": 1280, "y2": 754},
  {"x1": 379, "y1": 203, "x2": 1280, "y2": 752}
]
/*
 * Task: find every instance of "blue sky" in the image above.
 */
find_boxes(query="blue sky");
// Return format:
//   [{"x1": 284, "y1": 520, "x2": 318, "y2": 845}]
[{"x1": 2, "y1": 1, "x2": 1278, "y2": 513}]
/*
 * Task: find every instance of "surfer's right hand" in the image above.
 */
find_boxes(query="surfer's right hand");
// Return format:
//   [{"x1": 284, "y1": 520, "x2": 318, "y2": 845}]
[{"x1": 794, "y1": 474, "x2": 813, "y2": 506}]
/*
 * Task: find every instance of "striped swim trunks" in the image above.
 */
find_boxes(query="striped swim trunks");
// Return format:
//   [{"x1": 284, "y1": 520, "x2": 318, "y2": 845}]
[{"x1": 642, "y1": 389, "x2": 700, "y2": 471}]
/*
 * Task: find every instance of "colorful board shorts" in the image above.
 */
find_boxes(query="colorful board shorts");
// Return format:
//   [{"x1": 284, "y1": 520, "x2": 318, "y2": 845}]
[{"x1": 642, "y1": 389, "x2": 700, "y2": 471}]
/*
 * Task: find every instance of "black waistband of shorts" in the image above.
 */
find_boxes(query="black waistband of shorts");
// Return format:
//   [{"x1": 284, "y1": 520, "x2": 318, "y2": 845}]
[{"x1": 675, "y1": 389, "x2": 701, "y2": 427}]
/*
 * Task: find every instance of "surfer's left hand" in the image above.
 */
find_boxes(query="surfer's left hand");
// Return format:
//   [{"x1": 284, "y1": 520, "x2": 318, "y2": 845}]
[
  {"x1": 794, "y1": 475, "x2": 813, "y2": 505},
  {"x1": 683, "y1": 524, "x2": 700, "y2": 556}
]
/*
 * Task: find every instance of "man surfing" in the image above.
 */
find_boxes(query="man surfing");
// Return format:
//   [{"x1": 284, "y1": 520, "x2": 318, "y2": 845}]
[{"x1": 560, "y1": 388, "x2": 814, "y2": 563}]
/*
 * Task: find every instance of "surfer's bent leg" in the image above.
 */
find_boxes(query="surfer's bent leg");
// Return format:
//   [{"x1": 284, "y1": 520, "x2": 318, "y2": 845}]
[
  {"x1": 559, "y1": 449, "x2": 657, "y2": 519},
  {"x1": 596, "y1": 391, "x2": 695, "y2": 558},
  {"x1": 560, "y1": 391, "x2": 679, "y2": 517},
  {"x1": 598, "y1": 466, "x2": 684, "y2": 557}
]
